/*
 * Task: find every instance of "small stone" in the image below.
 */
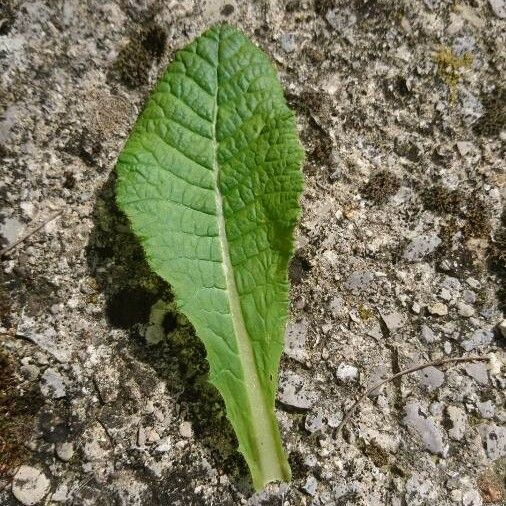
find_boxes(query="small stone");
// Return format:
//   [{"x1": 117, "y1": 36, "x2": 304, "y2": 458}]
[
  {"x1": 179, "y1": 421, "x2": 193, "y2": 439},
  {"x1": 279, "y1": 32, "x2": 297, "y2": 53},
  {"x1": 462, "y1": 489, "x2": 483, "y2": 506},
  {"x1": 0, "y1": 216, "x2": 23, "y2": 247},
  {"x1": 12, "y1": 466, "x2": 51, "y2": 505},
  {"x1": 479, "y1": 424, "x2": 506, "y2": 460},
  {"x1": 326, "y1": 412, "x2": 342, "y2": 428},
  {"x1": 155, "y1": 437, "x2": 172, "y2": 452},
  {"x1": 461, "y1": 329, "x2": 494, "y2": 351},
  {"x1": 440, "y1": 288, "x2": 452, "y2": 301},
  {"x1": 465, "y1": 363, "x2": 489, "y2": 385},
  {"x1": 457, "y1": 302, "x2": 475, "y2": 317},
  {"x1": 417, "y1": 366, "x2": 445, "y2": 389},
  {"x1": 430, "y1": 401, "x2": 444, "y2": 417},
  {"x1": 367, "y1": 323, "x2": 383, "y2": 340},
  {"x1": 439, "y1": 259, "x2": 452, "y2": 271},
  {"x1": 447, "y1": 406, "x2": 467, "y2": 441},
  {"x1": 421, "y1": 324, "x2": 438, "y2": 343},
  {"x1": 428, "y1": 302, "x2": 448, "y2": 316},
  {"x1": 476, "y1": 400, "x2": 495, "y2": 419},
  {"x1": 456, "y1": 141, "x2": 474, "y2": 156},
  {"x1": 462, "y1": 290, "x2": 477, "y2": 304},
  {"x1": 466, "y1": 277, "x2": 480, "y2": 289},
  {"x1": 302, "y1": 475, "x2": 318, "y2": 496},
  {"x1": 55, "y1": 442, "x2": 74, "y2": 462},
  {"x1": 403, "y1": 234, "x2": 441, "y2": 262},
  {"x1": 381, "y1": 311, "x2": 405, "y2": 332},
  {"x1": 144, "y1": 299, "x2": 170, "y2": 345},
  {"x1": 294, "y1": 297, "x2": 306, "y2": 310},
  {"x1": 305, "y1": 411, "x2": 324, "y2": 433},
  {"x1": 40, "y1": 368, "x2": 66, "y2": 399},
  {"x1": 403, "y1": 400, "x2": 448, "y2": 456},
  {"x1": 20, "y1": 364, "x2": 40, "y2": 381},
  {"x1": 343, "y1": 271, "x2": 375, "y2": 293},
  {"x1": 284, "y1": 319, "x2": 309, "y2": 362},
  {"x1": 412, "y1": 302, "x2": 421, "y2": 314},
  {"x1": 441, "y1": 275, "x2": 462, "y2": 293},
  {"x1": 335, "y1": 363, "x2": 359, "y2": 382},
  {"x1": 444, "y1": 341, "x2": 452, "y2": 354},
  {"x1": 451, "y1": 489, "x2": 463, "y2": 502},
  {"x1": 329, "y1": 295, "x2": 345, "y2": 317},
  {"x1": 51, "y1": 483, "x2": 69, "y2": 503},
  {"x1": 278, "y1": 372, "x2": 317, "y2": 410},
  {"x1": 137, "y1": 426, "x2": 146, "y2": 447},
  {"x1": 146, "y1": 428, "x2": 160, "y2": 444},
  {"x1": 488, "y1": 0, "x2": 506, "y2": 18},
  {"x1": 19, "y1": 201, "x2": 35, "y2": 219}
]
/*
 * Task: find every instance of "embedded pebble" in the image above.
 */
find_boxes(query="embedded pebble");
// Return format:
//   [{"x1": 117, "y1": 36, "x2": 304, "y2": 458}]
[
  {"x1": 428, "y1": 303, "x2": 448, "y2": 316},
  {"x1": 457, "y1": 302, "x2": 475, "y2": 317},
  {"x1": 305, "y1": 411, "x2": 324, "y2": 433},
  {"x1": 50, "y1": 484, "x2": 69, "y2": 503},
  {"x1": 335, "y1": 363, "x2": 359, "y2": 382},
  {"x1": 403, "y1": 233, "x2": 441, "y2": 262},
  {"x1": 462, "y1": 489, "x2": 483, "y2": 506},
  {"x1": 278, "y1": 372, "x2": 317, "y2": 410},
  {"x1": 179, "y1": 421, "x2": 193, "y2": 439},
  {"x1": 343, "y1": 271, "x2": 375, "y2": 292},
  {"x1": 476, "y1": 400, "x2": 495, "y2": 419},
  {"x1": 461, "y1": 329, "x2": 494, "y2": 351},
  {"x1": 144, "y1": 300, "x2": 170, "y2": 345},
  {"x1": 465, "y1": 363, "x2": 489, "y2": 385},
  {"x1": 417, "y1": 366, "x2": 445, "y2": 389},
  {"x1": 0, "y1": 216, "x2": 23, "y2": 246},
  {"x1": 479, "y1": 424, "x2": 506, "y2": 460},
  {"x1": 488, "y1": 0, "x2": 506, "y2": 18},
  {"x1": 12, "y1": 466, "x2": 51, "y2": 506},
  {"x1": 440, "y1": 276, "x2": 462, "y2": 293},
  {"x1": 302, "y1": 475, "x2": 318, "y2": 496},
  {"x1": 83, "y1": 423, "x2": 111, "y2": 461},
  {"x1": 279, "y1": 32, "x2": 297, "y2": 53},
  {"x1": 40, "y1": 368, "x2": 66, "y2": 399},
  {"x1": 462, "y1": 290, "x2": 477, "y2": 304},
  {"x1": 447, "y1": 406, "x2": 466, "y2": 441},
  {"x1": 380, "y1": 311, "x2": 405, "y2": 332},
  {"x1": 420, "y1": 324, "x2": 438, "y2": 343},
  {"x1": 329, "y1": 295, "x2": 345, "y2": 317},
  {"x1": 284, "y1": 319, "x2": 309, "y2": 362},
  {"x1": 155, "y1": 437, "x2": 172, "y2": 452},
  {"x1": 56, "y1": 442, "x2": 74, "y2": 462},
  {"x1": 403, "y1": 401, "x2": 448, "y2": 456}
]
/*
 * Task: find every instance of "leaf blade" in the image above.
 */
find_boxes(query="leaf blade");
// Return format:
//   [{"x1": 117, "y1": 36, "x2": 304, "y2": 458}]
[{"x1": 116, "y1": 24, "x2": 303, "y2": 489}]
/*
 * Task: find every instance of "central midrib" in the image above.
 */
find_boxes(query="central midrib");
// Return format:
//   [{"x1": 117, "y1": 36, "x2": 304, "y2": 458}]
[{"x1": 211, "y1": 29, "x2": 283, "y2": 481}]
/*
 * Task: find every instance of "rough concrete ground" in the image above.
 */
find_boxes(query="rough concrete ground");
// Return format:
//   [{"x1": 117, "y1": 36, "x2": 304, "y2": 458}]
[{"x1": 0, "y1": 0, "x2": 505, "y2": 504}]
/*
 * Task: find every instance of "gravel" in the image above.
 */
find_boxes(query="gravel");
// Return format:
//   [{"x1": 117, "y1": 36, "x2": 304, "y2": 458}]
[
  {"x1": 11, "y1": 466, "x2": 51, "y2": 506},
  {"x1": 1, "y1": 0, "x2": 504, "y2": 504}
]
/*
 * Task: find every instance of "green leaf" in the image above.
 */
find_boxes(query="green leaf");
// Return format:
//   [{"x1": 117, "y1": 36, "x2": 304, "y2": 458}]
[{"x1": 116, "y1": 24, "x2": 304, "y2": 490}]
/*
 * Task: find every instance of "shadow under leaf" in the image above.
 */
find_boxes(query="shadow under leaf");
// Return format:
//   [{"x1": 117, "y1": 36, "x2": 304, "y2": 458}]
[{"x1": 85, "y1": 170, "x2": 251, "y2": 494}]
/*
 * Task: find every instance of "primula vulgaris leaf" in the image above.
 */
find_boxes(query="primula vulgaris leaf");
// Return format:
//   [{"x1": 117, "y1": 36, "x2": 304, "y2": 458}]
[{"x1": 116, "y1": 24, "x2": 304, "y2": 490}]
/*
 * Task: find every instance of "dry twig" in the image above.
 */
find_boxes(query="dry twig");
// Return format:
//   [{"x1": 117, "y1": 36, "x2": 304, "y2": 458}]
[
  {"x1": 336, "y1": 355, "x2": 490, "y2": 435},
  {"x1": 0, "y1": 210, "x2": 62, "y2": 258}
]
